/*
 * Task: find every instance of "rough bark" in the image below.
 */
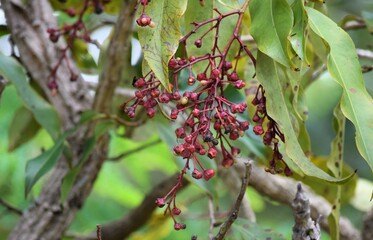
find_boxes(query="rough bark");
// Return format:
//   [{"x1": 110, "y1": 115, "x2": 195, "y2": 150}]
[
  {"x1": 362, "y1": 206, "x2": 373, "y2": 240},
  {"x1": 292, "y1": 183, "x2": 321, "y2": 240},
  {"x1": 233, "y1": 161, "x2": 361, "y2": 240},
  {"x1": 2, "y1": 0, "x2": 137, "y2": 239}
]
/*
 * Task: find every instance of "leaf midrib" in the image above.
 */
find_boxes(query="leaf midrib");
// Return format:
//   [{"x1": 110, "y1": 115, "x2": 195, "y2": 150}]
[{"x1": 308, "y1": 16, "x2": 371, "y2": 163}]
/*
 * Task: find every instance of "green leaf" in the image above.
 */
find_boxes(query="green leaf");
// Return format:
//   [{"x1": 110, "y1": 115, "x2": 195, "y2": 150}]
[
  {"x1": 249, "y1": 0, "x2": 294, "y2": 67},
  {"x1": 290, "y1": 0, "x2": 308, "y2": 64},
  {"x1": 327, "y1": 104, "x2": 345, "y2": 240},
  {"x1": 8, "y1": 106, "x2": 41, "y2": 152},
  {"x1": 0, "y1": 53, "x2": 61, "y2": 140},
  {"x1": 184, "y1": 0, "x2": 239, "y2": 75},
  {"x1": 256, "y1": 51, "x2": 353, "y2": 183},
  {"x1": 138, "y1": 0, "x2": 187, "y2": 91},
  {"x1": 307, "y1": 7, "x2": 373, "y2": 174},
  {"x1": 362, "y1": 11, "x2": 373, "y2": 33},
  {"x1": 25, "y1": 134, "x2": 66, "y2": 196}
]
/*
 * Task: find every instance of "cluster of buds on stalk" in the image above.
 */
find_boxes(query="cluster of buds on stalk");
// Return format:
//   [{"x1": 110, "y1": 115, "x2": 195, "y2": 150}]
[
  {"x1": 123, "y1": 4, "x2": 257, "y2": 229},
  {"x1": 47, "y1": 0, "x2": 111, "y2": 94},
  {"x1": 252, "y1": 85, "x2": 292, "y2": 176},
  {"x1": 135, "y1": 0, "x2": 155, "y2": 28}
]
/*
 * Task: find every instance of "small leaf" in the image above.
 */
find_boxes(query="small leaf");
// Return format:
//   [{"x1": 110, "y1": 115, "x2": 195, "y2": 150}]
[
  {"x1": 307, "y1": 7, "x2": 373, "y2": 174},
  {"x1": 137, "y1": 0, "x2": 187, "y2": 91},
  {"x1": 249, "y1": 0, "x2": 294, "y2": 67},
  {"x1": 0, "y1": 53, "x2": 61, "y2": 140},
  {"x1": 256, "y1": 51, "x2": 353, "y2": 183},
  {"x1": 25, "y1": 134, "x2": 65, "y2": 196},
  {"x1": 8, "y1": 106, "x2": 41, "y2": 152}
]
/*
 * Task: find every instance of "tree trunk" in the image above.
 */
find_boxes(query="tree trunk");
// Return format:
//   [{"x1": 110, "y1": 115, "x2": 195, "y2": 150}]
[{"x1": 2, "y1": 0, "x2": 137, "y2": 239}]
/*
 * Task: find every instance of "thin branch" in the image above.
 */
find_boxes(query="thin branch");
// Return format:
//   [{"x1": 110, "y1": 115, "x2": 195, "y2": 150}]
[
  {"x1": 92, "y1": 0, "x2": 136, "y2": 113},
  {"x1": 208, "y1": 196, "x2": 215, "y2": 240},
  {"x1": 108, "y1": 139, "x2": 162, "y2": 161},
  {"x1": 101, "y1": 114, "x2": 143, "y2": 127},
  {"x1": 0, "y1": 199, "x2": 22, "y2": 215},
  {"x1": 213, "y1": 161, "x2": 252, "y2": 240},
  {"x1": 85, "y1": 80, "x2": 136, "y2": 98},
  {"x1": 96, "y1": 225, "x2": 102, "y2": 240}
]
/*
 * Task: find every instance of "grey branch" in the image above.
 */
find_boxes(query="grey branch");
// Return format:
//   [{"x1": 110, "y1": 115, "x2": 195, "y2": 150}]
[
  {"x1": 72, "y1": 173, "x2": 189, "y2": 240},
  {"x1": 234, "y1": 161, "x2": 361, "y2": 240},
  {"x1": 362, "y1": 206, "x2": 373, "y2": 240},
  {"x1": 2, "y1": 0, "x2": 137, "y2": 239},
  {"x1": 213, "y1": 161, "x2": 252, "y2": 240},
  {"x1": 292, "y1": 183, "x2": 321, "y2": 240}
]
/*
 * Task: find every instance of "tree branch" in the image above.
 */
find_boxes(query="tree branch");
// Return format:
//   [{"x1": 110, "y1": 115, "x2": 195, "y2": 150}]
[
  {"x1": 73, "y1": 173, "x2": 189, "y2": 240},
  {"x1": 213, "y1": 161, "x2": 252, "y2": 240},
  {"x1": 219, "y1": 162, "x2": 256, "y2": 222},
  {"x1": 362, "y1": 206, "x2": 373, "y2": 240},
  {"x1": 292, "y1": 183, "x2": 321, "y2": 240},
  {"x1": 2, "y1": 0, "x2": 137, "y2": 239},
  {"x1": 233, "y1": 161, "x2": 361, "y2": 240}
]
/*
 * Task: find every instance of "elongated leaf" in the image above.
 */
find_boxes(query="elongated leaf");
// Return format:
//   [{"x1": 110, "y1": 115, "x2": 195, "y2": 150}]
[
  {"x1": 290, "y1": 0, "x2": 308, "y2": 64},
  {"x1": 307, "y1": 7, "x2": 373, "y2": 173},
  {"x1": 138, "y1": 0, "x2": 187, "y2": 91},
  {"x1": 0, "y1": 53, "x2": 61, "y2": 140},
  {"x1": 256, "y1": 51, "x2": 352, "y2": 183},
  {"x1": 25, "y1": 134, "x2": 65, "y2": 196},
  {"x1": 327, "y1": 104, "x2": 345, "y2": 240},
  {"x1": 249, "y1": 0, "x2": 294, "y2": 67},
  {"x1": 8, "y1": 106, "x2": 41, "y2": 152},
  {"x1": 184, "y1": 0, "x2": 239, "y2": 75}
]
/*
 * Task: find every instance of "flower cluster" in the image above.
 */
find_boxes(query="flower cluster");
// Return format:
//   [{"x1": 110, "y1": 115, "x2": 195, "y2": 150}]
[
  {"x1": 124, "y1": 4, "x2": 257, "y2": 229},
  {"x1": 46, "y1": 0, "x2": 110, "y2": 94},
  {"x1": 135, "y1": 0, "x2": 155, "y2": 28},
  {"x1": 252, "y1": 85, "x2": 292, "y2": 176}
]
